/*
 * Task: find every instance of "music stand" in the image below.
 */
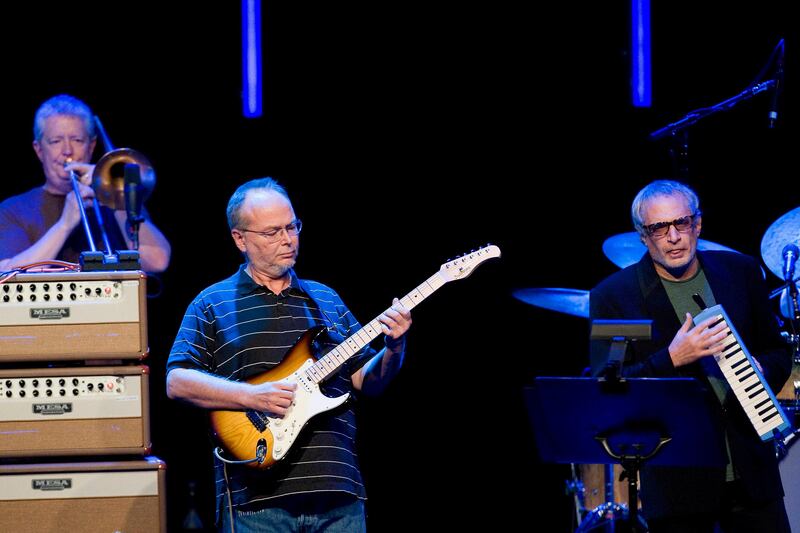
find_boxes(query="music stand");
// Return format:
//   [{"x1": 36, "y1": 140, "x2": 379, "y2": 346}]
[{"x1": 524, "y1": 377, "x2": 726, "y2": 532}]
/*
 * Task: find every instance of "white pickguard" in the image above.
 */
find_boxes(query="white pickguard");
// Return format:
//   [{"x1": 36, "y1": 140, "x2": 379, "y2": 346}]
[{"x1": 266, "y1": 358, "x2": 350, "y2": 461}]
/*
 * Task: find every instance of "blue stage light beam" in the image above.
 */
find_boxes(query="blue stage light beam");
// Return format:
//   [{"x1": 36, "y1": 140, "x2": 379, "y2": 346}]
[
  {"x1": 632, "y1": 0, "x2": 651, "y2": 107},
  {"x1": 242, "y1": 0, "x2": 263, "y2": 118}
]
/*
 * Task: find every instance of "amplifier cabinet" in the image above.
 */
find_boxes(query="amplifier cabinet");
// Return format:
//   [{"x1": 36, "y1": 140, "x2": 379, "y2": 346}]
[
  {"x1": 0, "y1": 365, "x2": 151, "y2": 458},
  {"x1": 0, "y1": 270, "x2": 147, "y2": 362},
  {"x1": 0, "y1": 456, "x2": 166, "y2": 533}
]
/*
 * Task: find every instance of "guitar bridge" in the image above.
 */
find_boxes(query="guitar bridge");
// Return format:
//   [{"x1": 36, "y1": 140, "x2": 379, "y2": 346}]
[{"x1": 246, "y1": 410, "x2": 269, "y2": 432}]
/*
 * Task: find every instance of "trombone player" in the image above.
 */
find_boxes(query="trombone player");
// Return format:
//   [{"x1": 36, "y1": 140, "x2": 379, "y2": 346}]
[{"x1": 0, "y1": 94, "x2": 170, "y2": 272}]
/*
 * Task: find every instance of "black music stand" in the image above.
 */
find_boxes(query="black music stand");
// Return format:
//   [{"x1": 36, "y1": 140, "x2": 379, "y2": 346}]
[{"x1": 524, "y1": 377, "x2": 726, "y2": 532}]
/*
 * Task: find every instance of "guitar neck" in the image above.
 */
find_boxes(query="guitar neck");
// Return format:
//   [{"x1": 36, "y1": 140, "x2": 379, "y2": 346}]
[{"x1": 307, "y1": 271, "x2": 446, "y2": 383}]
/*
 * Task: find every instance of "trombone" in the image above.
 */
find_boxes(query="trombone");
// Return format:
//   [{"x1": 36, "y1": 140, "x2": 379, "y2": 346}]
[{"x1": 68, "y1": 116, "x2": 156, "y2": 257}]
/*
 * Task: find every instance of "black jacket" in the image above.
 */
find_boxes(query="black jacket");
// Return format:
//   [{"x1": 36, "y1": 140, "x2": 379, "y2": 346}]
[{"x1": 590, "y1": 250, "x2": 791, "y2": 520}]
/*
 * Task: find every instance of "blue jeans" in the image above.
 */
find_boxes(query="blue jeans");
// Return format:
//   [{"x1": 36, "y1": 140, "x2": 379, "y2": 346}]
[{"x1": 219, "y1": 494, "x2": 367, "y2": 533}]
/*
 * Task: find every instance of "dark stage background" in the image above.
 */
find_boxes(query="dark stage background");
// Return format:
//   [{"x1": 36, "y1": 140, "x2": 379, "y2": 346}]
[{"x1": 4, "y1": 2, "x2": 794, "y2": 531}]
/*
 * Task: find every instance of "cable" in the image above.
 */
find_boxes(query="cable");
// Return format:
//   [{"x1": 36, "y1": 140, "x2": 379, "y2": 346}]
[{"x1": 222, "y1": 461, "x2": 236, "y2": 533}]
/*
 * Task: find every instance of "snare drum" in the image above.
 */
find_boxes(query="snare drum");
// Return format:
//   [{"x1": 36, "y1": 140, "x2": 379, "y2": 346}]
[
  {"x1": 777, "y1": 363, "x2": 800, "y2": 403},
  {"x1": 575, "y1": 463, "x2": 639, "y2": 513}
]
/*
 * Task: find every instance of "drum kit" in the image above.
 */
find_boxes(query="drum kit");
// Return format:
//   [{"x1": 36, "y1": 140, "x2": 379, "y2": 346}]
[
  {"x1": 514, "y1": 206, "x2": 800, "y2": 531},
  {"x1": 762, "y1": 208, "x2": 800, "y2": 404},
  {"x1": 763, "y1": 207, "x2": 800, "y2": 533}
]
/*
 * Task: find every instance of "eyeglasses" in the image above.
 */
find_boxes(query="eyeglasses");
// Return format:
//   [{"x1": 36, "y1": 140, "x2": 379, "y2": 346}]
[
  {"x1": 238, "y1": 220, "x2": 302, "y2": 242},
  {"x1": 642, "y1": 213, "x2": 700, "y2": 239}
]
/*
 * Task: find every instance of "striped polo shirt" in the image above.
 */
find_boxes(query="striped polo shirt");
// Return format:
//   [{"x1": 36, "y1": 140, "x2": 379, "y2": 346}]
[{"x1": 166, "y1": 264, "x2": 377, "y2": 515}]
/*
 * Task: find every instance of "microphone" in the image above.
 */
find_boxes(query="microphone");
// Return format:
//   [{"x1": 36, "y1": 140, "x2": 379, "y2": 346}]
[
  {"x1": 783, "y1": 243, "x2": 799, "y2": 282},
  {"x1": 124, "y1": 163, "x2": 144, "y2": 249},
  {"x1": 124, "y1": 163, "x2": 143, "y2": 222},
  {"x1": 768, "y1": 39, "x2": 785, "y2": 129}
]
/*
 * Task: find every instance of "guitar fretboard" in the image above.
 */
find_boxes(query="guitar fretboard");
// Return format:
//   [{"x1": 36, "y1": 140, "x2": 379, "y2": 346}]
[
  {"x1": 305, "y1": 272, "x2": 445, "y2": 384},
  {"x1": 301, "y1": 245, "x2": 501, "y2": 383}
]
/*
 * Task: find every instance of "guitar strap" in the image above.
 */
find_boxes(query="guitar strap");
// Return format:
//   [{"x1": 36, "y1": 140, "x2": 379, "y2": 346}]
[{"x1": 296, "y1": 278, "x2": 351, "y2": 347}]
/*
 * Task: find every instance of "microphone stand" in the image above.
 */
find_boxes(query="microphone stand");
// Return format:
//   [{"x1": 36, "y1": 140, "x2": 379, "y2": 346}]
[
  {"x1": 785, "y1": 245, "x2": 800, "y2": 323},
  {"x1": 649, "y1": 80, "x2": 776, "y2": 178},
  {"x1": 650, "y1": 80, "x2": 777, "y2": 141},
  {"x1": 768, "y1": 38, "x2": 785, "y2": 129},
  {"x1": 123, "y1": 163, "x2": 145, "y2": 251},
  {"x1": 667, "y1": 130, "x2": 690, "y2": 181}
]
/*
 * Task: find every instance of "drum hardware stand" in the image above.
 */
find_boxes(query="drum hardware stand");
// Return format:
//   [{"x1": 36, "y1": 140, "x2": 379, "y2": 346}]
[
  {"x1": 777, "y1": 317, "x2": 800, "y2": 461},
  {"x1": 565, "y1": 463, "x2": 586, "y2": 528},
  {"x1": 788, "y1": 277, "x2": 800, "y2": 323},
  {"x1": 770, "y1": 276, "x2": 800, "y2": 323},
  {"x1": 773, "y1": 274, "x2": 800, "y2": 434}
]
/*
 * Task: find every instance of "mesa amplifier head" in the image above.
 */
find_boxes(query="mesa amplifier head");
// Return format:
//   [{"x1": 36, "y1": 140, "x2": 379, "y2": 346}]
[
  {"x1": 0, "y1": 270, "x2": 148, "y2": 362},
  {"x1": 0, "y1": 365, "x2": 151, "y2": 458},
  {"x1": 0, "y1": 456, "x2": 166, "y2": 533}
]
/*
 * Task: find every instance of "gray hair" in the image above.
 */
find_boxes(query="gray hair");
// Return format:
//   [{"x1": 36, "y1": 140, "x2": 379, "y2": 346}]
[
  {"x1": 226, "y1": 177, "x2": 291, "y2": 230},
  {"x1": 631, "y1": 180, "x2": 700, "y2": 234},
  {"x1": 33, "y1": 94, "x2": 96, "y2": 141}
]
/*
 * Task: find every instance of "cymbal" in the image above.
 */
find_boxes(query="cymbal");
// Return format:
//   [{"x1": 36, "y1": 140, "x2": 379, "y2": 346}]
[
  {"x1": 602, "y1": 232, "x2": 740, "y2": 268},
  {"x1": 512, "y1": 287, "x2": 589, "y2": 318},
  {"x1": 760, "y1": 207, "x2": 800, "y2": 280}
]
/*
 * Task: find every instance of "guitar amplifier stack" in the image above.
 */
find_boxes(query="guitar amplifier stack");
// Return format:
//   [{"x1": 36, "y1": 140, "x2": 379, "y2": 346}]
[{"x1": 0, "y1": 270, "x2": 166, "y2": 532}]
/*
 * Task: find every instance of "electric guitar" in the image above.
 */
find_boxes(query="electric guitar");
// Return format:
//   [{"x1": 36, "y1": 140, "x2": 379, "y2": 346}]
[{"x1": 209, "y1": 244, "x2": 501, "y2": 469}]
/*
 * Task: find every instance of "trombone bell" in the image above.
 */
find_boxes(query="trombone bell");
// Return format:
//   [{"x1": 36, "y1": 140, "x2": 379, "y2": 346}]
[{"x1": 91, "y1": 148, "x2": 155, "y2": 211}]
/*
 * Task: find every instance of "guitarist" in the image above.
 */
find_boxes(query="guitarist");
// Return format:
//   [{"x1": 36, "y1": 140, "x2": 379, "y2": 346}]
[{"x1": 166, "y1": 177, "x2": 412, "y2": 533}]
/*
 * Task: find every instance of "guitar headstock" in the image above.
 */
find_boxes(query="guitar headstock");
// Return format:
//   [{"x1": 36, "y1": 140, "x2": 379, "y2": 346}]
[{"x1": 439, "y1": 244, "x2": 501, "y2": 282}]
